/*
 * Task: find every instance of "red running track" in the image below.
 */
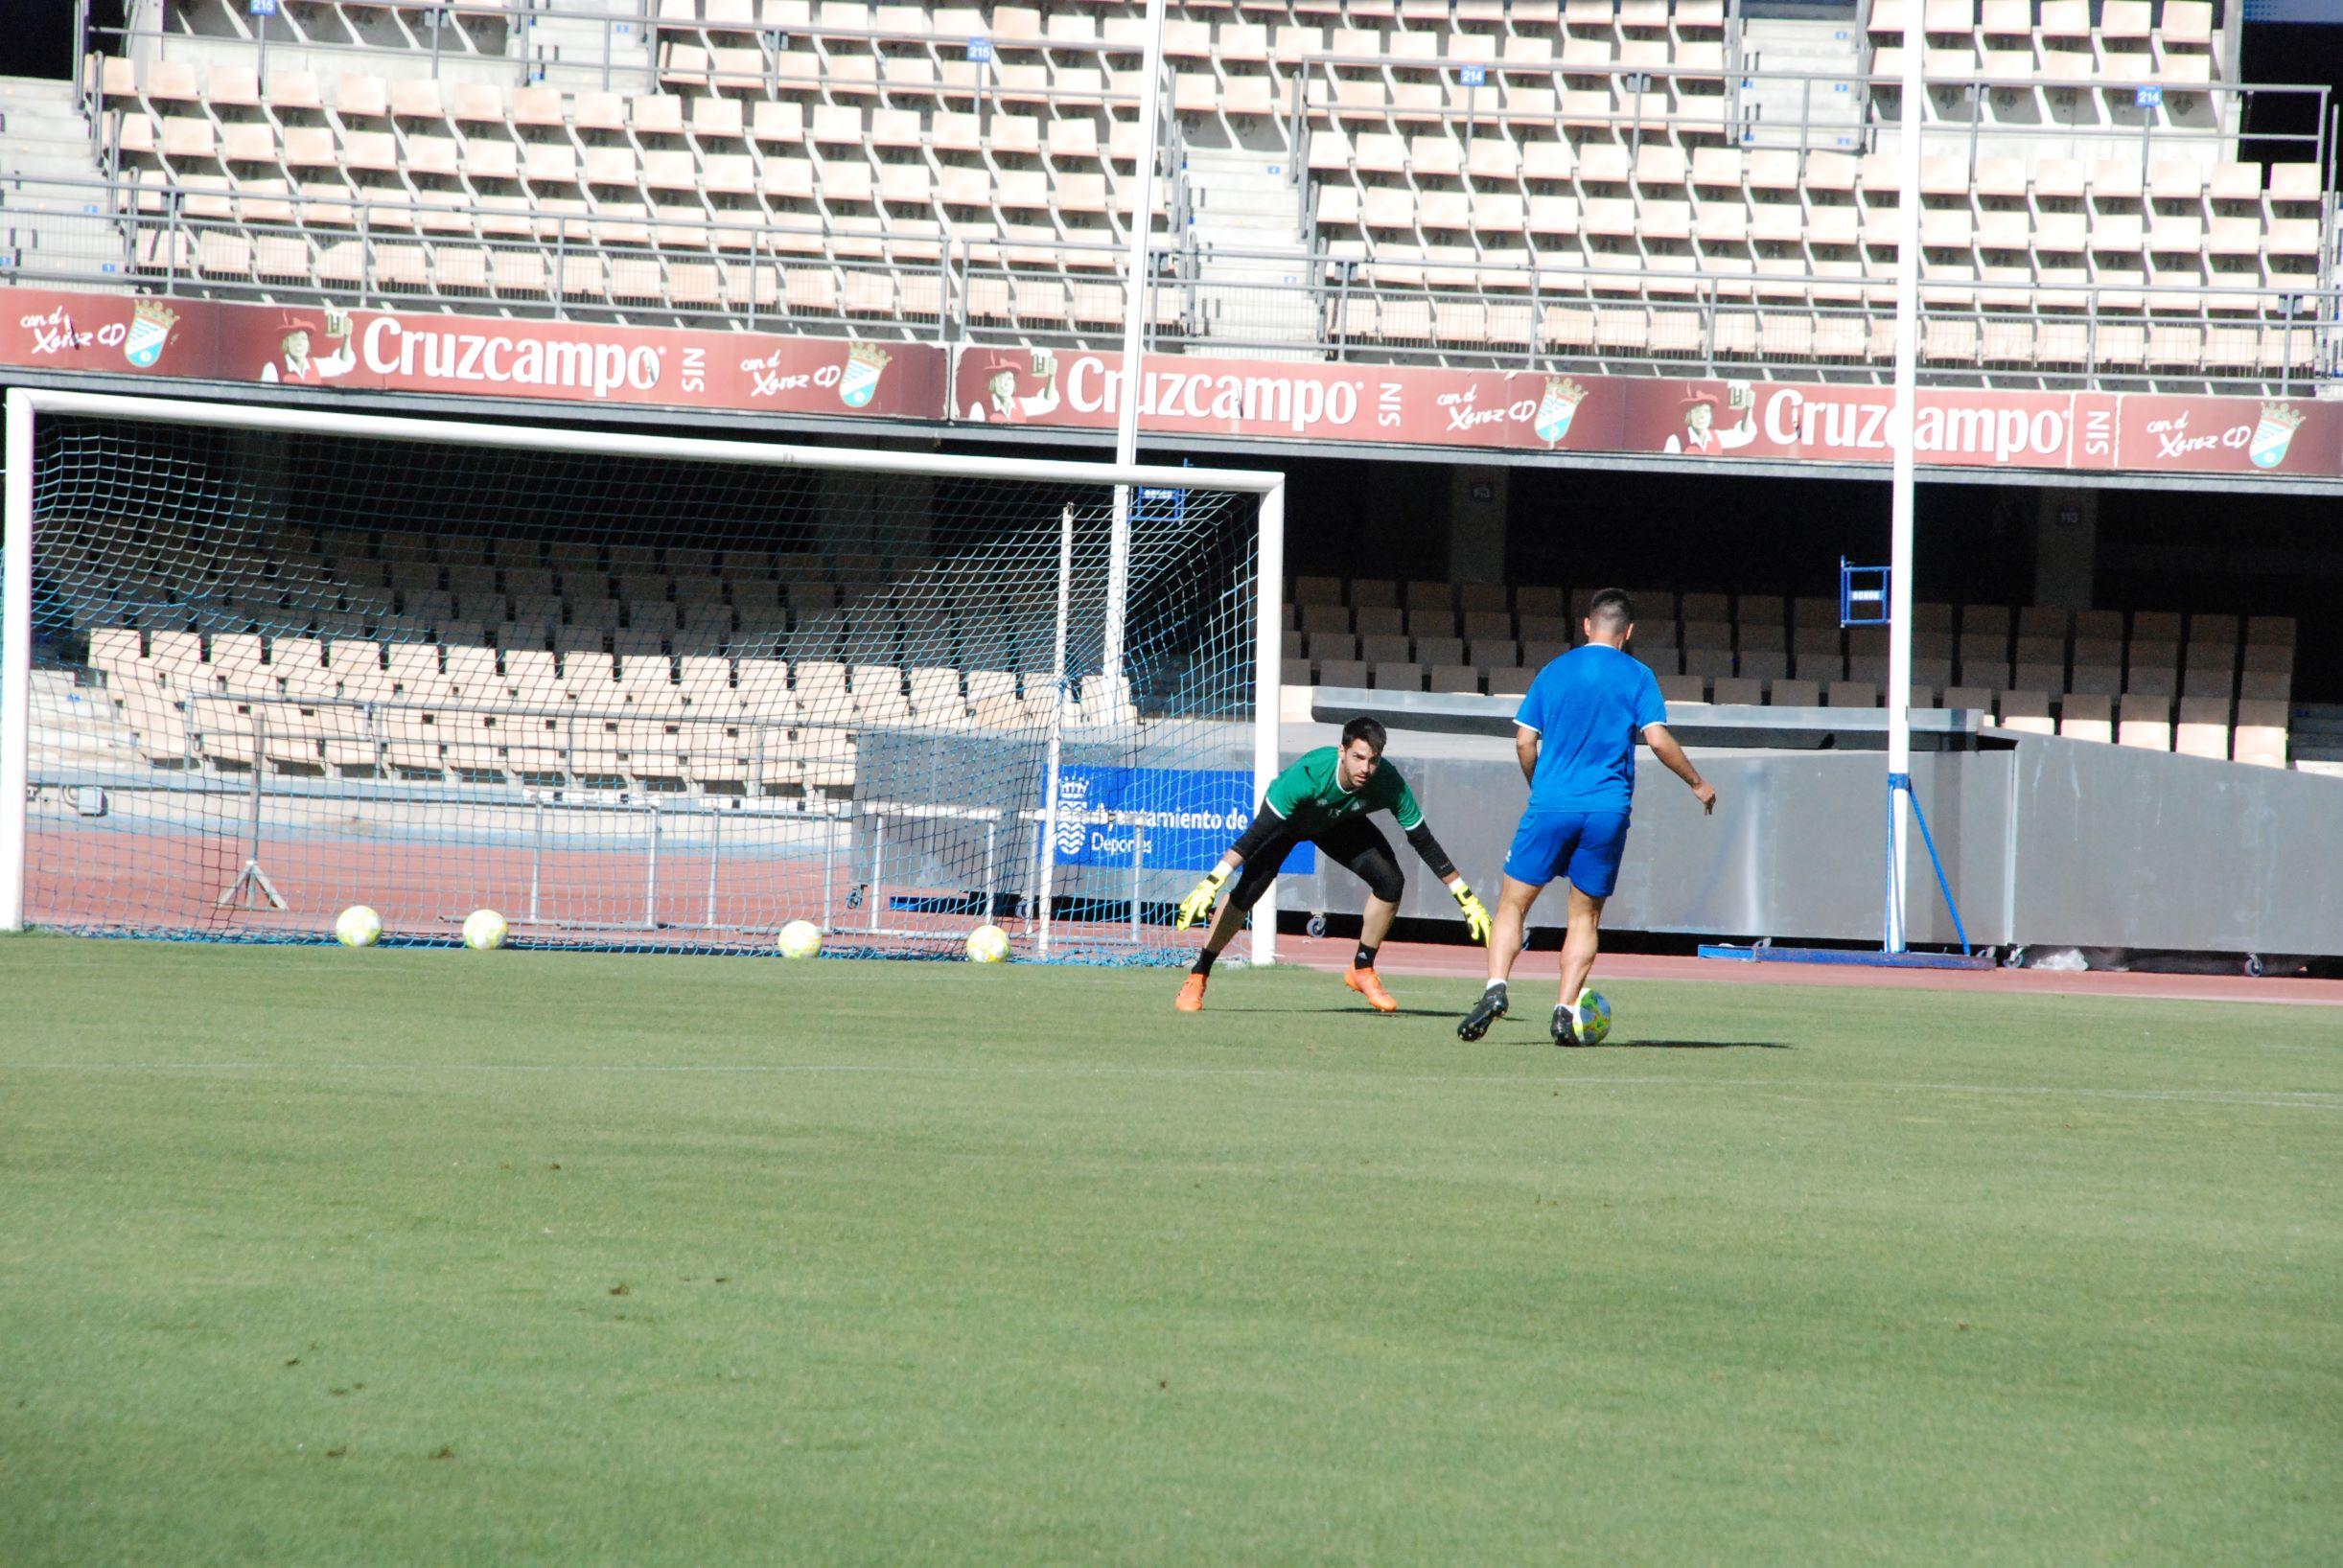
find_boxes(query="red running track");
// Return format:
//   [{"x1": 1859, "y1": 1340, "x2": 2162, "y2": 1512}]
[{"x1": 1273, "y1": 935, "x2": 2343, "y2": 1009}]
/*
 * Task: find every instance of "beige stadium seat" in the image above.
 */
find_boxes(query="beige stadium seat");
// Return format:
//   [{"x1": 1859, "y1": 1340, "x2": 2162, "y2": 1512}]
[
  {"x1": 1708, "y1": 677, "x2": 1764, "y2": 705},
  {"x1": 1318, "y1": 659, "x2": 1369, "y2": 689},
  {"x1": 1415, "y1": 636, "x2": 1467, "y2": 667},
  {"x1": 1426, "y1": 664, "x2": 1481, "y2": 695},
  {"x1": 2116, "y1": 694, "x2": 2171, "y2": 750},
  {"x1": 1371, "y1": 662, "x2": 1424, "y2": 692},
  {"x1": 1826, "y1": 681, "x2": 1879, "y2": 709},
  {"x1": 1991, "y1": 691, "x2": 2052, "y2": 736},
  {"x1": 2232, "y1": 701, "x2": 2287, "y2": 768},
  {"x1": 2172, "y1": 698, "x2": 2230, "y2": 761},
  {"x1": 1659, "y1": 673, "x2": 1707, "y2": 705},
  {"x1": 2057, "y1": 694, "x2": 2113, "y2": 743}
]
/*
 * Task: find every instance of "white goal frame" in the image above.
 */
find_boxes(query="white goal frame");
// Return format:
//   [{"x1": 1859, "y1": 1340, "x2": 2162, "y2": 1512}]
[{"x1": 0, "y1": 388, "x2": 1288, "y2": 964}]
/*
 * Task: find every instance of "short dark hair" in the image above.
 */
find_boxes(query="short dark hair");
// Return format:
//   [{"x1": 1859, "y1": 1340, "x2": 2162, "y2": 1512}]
[
  {"x1": 1588, "y1": 588, "x2": 1635, "y2": 634},
  {"x1": 1340, "y1": 716, "x2": 1388, "y2": 754}
]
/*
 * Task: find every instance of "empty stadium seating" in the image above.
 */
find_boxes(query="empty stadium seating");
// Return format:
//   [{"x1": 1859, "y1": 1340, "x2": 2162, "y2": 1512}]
[
  {"x1": 1283, "y1": 572, "x2": 2296, "y2": 765},
  {"x1": 54, "y1": 0, "x2": 2327, "y2": 382},
  {"x1": 74, "y1": 519, "x2": 1144, "y2": 794}
]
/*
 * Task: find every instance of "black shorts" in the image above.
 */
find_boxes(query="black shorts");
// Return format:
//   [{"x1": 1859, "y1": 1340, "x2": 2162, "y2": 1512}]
[{"x1": 1227, "y1": 816, "x2": 1405, "y2": 911}]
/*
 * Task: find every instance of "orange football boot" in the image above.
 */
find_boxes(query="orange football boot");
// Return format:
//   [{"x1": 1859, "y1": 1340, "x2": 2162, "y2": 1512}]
[
  {"x1": 1174, "y1": 973, "x2": 1208, "y2": 1012},
  {"x1": 1344, "y1": 967, "x2": 1399, "y2": 1013}
]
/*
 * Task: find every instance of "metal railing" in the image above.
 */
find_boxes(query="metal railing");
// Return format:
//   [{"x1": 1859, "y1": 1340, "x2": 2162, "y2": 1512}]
[
  {"x1": 1284, "y1": 54, "x2": 2331, "y2": 177},
  {"x1": 4, "y1": 170, "x2": 2335, "y2": 391}
]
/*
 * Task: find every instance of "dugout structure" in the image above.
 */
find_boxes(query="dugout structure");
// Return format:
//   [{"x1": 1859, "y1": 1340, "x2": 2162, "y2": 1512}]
[{"x1": 0, "y1": 390, "x2": 1287, "y2": 964}]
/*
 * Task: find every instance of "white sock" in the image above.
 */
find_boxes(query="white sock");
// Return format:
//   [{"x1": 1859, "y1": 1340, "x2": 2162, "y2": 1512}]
[{"x1": 1484, "y1": 979, "x2": 1507, "y2": 994}]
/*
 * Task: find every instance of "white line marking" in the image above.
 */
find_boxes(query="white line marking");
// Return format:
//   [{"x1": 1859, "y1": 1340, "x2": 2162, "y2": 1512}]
[{"x1": 4, "y1": 1060, "x2": 2338, "y2": 1110}]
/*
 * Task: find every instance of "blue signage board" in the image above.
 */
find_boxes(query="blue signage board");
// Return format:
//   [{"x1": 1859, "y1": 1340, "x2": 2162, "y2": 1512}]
[
  {"x1": 1052, "y1": 765, "x2": 1309, "y2": 873},
  {"x1": 249, "y1": 0, "x2": 279, "y2": 14},
  {"x1": 967, "y1": 35, "x2": 993, "y2": 61},
  {"x1": 2135, "y1": 84, "x2": 2163, "y2": 107},
  {"x1": 1459, "y1": 63, "x2": 1487, "y2": 86}
]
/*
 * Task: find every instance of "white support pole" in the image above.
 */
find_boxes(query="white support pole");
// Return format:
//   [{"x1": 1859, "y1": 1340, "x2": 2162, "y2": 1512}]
[
  {"x1": 1035, "y1": 504, "x2": 1075, "y2": 957},
  {"x1": 1102, "y1": 0, "x2": 1171, "y2": 694},
  {"x1": 1250, "y1": 479, "x2": 1286, "y2": 969},
  {"x1": 1885, "y1": 0, "x2": 1925, "y2": 952},
  {"x1": 0, "y1": 390, "x2": 34, "y2": 933}
]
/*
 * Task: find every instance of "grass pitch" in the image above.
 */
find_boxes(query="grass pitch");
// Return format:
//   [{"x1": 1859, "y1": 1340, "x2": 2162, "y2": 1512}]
[{"x1": 1, "y1": 935, "x2": 2337, "y2": 1566}]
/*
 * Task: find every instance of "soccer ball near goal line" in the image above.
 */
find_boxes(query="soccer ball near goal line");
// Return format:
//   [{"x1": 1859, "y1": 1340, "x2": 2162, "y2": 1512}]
[
  {"x1": 964, "y1": 925, "x2": 1010, "y2": 964},
  {"x1": 462, "y1": 910, "x2": 509, "y2": 952},
  {"x1": 334, "y1": 906, "x2": 382, "y2": 949},
  {"x1": 777, "y1": 920, "x2": 824, "y2": 960}
]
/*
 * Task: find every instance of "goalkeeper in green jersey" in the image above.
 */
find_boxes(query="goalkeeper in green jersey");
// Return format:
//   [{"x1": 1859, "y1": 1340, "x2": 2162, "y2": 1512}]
[{"x1": 1172, "y1": 717, "x2": 1491, "y2": 1014}]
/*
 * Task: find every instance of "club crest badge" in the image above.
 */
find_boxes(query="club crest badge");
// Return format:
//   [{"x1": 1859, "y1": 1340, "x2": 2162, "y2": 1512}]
[
  {"x1": 1534, "y1": 377, "x2": 1587, "y2": 447},
  {"x1": 838, "y1": 342, "x2": 891, "y2": 408},
  {"x1": 124, "y1": 300, "x2": 178, "y2": 369},
  {"x1": 1053, "y1": 768, "x2": 1089, "y2": 854},
  {"x1": 2248, "y1": 402, "x2": 2305, "y2": 470}
]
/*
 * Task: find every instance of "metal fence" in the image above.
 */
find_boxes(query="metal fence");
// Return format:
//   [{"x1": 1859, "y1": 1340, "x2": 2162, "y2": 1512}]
[{"x1": 5, "y1": 171, "x2": 2334, "y2": 391}]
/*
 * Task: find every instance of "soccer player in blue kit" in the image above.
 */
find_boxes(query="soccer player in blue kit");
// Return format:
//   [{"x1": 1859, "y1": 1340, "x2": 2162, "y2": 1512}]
[{"x1": 1457, "y1": 588, "x2": 1717, "y2": 1046}]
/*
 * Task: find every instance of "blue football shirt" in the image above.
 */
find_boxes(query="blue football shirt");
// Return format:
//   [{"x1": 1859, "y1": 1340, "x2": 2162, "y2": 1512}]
[{"x1": 1513, "y1": 644, "x2": 1668, "y2": 813}]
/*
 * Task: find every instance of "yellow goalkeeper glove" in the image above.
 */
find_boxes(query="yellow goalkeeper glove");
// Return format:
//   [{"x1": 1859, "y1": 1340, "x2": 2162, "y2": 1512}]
[
  {"x1": 1452, "y1": 882, "x2": 1492, "y2": 944},
  {"x1": 1175, "y1": 865, "x2": 1233, "y2": 931}
]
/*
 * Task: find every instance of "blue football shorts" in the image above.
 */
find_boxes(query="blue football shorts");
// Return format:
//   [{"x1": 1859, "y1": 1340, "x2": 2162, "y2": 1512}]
[{"x1": 1502, "y1": 809, "x2": 1632, "y2": 897}]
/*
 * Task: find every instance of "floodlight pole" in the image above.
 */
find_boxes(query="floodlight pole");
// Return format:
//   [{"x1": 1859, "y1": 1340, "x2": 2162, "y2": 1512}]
[
  {"x1": 1, "y1": 391, "x2": 34, "y2": 933},
  {"x1": 1102, "y1": 0, "x2": 1171, "y2": 695},
  {"x1": 1884, "y1": 2, "x2": 1926, "y2": 953}
]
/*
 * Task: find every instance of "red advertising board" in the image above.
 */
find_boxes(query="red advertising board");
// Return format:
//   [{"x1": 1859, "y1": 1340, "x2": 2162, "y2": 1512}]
[
  {"x1": 6, "y1": 287, "x2": 2335, "y2": 479},
  {"x1": 2, "y1": 287, "x2": 947, "y2": 421},
  {"x1": 947, "y1": 344, "x2": 2339, "y2": 477}
]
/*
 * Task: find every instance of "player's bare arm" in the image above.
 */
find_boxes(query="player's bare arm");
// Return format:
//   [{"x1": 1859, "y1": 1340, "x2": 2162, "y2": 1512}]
[{"x1": 1643, "y1": 725, "x2": 1718, "y2": 814}]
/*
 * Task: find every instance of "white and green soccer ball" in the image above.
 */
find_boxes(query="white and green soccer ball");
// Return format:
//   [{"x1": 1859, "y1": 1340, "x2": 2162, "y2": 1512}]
[
  {"x1": 777, "y1": 919, "x2": 823, "y2": 960},
  {"x1": 333, "y1": 905, "x2": 382, "y2": 949},
  {"x1": 461, "y1": 909, "x2": 509, "y2": 952},
  {"x1": 1574, "y1": 988, "x2": 1613, "y2": 1046},
  {"x1": 964, "y1": 924, "x2": 1010, "y2": 964}
]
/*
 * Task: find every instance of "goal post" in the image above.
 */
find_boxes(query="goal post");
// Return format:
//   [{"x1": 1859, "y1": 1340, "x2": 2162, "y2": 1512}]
[{"x1": 0, "y1": 388, "x2": 1287, "y2": 965}]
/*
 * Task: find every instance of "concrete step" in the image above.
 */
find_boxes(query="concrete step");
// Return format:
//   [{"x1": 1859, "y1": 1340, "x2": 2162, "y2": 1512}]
[
  {"x1": 1192, "y1": 213, "x2": 1304, "y2": 240},
  {"x1": 0, "y1": 75, "x2": 80, "y2": 104},
  {"x1": 1, "y1": 154, "x2": 104, "y2": 180},
  {"x1": 0, "y1": 190, "x2": 116, "y2": 216},
  {"x1": 1192, "y1": 186, "x2": 1300, "y2": 219}
]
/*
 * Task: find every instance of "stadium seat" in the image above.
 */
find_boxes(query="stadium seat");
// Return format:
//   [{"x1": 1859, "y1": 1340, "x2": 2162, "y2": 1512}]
[
  {"x1": 1826, "y1": 682, "x2": 1878, "y2": 709},
  {"x1": 2058, "y1": 694, "x2": 2113, "y2": 743},
  {"x1": 2232, "y1": 701, "x2": 2288, "y2": 768},
  {"x1": 2173, "y1": 698, "x2": 2231, "y2": 761},
  {"x1": 1768, "y1": 679, "x2": 1821, "y2": 708},
  {"x1": 2117, "y1": 694, "x2": 2172, "y2": 750}
]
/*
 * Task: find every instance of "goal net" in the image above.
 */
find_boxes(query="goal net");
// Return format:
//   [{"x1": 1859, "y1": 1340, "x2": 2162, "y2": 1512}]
[{"x1": 1, "y1": 392, "x2": 1285, "y2": 964}]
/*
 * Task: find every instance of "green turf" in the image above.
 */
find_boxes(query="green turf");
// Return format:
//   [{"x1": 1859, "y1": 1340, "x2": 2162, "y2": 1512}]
[{"x1": 1, "y1": 934, "x2": 2337, "y2": 1566}]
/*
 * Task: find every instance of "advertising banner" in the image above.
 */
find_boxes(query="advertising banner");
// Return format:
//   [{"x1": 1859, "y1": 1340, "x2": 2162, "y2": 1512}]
[
  {"x1": 1049, "y1": 764, "x2": 1307, "y2": 873},
  {"x1": 6, "y1": 286, "x2": 2335, "y2": 480},
  {"x1": 1, "y1": 287, "x2": 947, "y2": 420},
  {"x1": 944, "y1": 343, "x2": 2338, "y2": 477}
]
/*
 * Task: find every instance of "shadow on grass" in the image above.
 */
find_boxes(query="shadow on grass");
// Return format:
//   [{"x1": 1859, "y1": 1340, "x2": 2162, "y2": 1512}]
[
  {"x1": 1590, "y1": 1039, "x2": 1794, "y2": 1050},
  {"x1": 1220, "y1": 1006, "x2": 1463, "y2": 1020}
]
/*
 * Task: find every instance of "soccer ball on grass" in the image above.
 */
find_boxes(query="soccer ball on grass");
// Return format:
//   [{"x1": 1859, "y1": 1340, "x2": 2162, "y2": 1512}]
[
  {"x1": 777, "y1": 919, "x2": 824, "y2": 960},
  {"x1": 334, "y1": 905, "x2": 382, "y2": 949},
  {"x1": 461, "y1": 909, "x2": 509, "y2": 951},
  {"x1": 1573, "y1": 989, "x2": 1612, "y2": 1046},
  {"x1": 964, "y1": 924, "x2": 1010, "y2": 963}
]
